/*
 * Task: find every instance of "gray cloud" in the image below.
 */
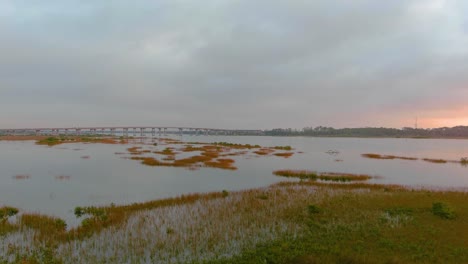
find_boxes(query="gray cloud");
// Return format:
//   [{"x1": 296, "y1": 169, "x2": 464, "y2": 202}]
[{"x1": 1, "y1": 0, "x2": 468, "y2": 129}]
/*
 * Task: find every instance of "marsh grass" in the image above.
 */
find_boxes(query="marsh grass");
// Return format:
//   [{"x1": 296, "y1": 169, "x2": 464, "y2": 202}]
[
  {"x1": 154, "y1": 147, "x2": 177, "y2": 156},
  {"x1": 123, "y1": 140, "x2": 301, "y2": 171},
  {"x1": 36, "y1": 136, "x2": 118, "y2": 146},
  {"x1": 363, "y1": 153, "x2": 468, "y2": 167},
  {"x1": 131, "y1": 153, "x2": 237, "y2": 170},
  {"x1": 361, "y1": 153, "x2": 418, "y2": 160},
  {"x1": 162, "y1": 155, "x2": 176, "y2": 161},
  {"x1": 212, "y1": 142, "x2": 261, "y2": 149},
  {"x1": 273, "y1": 152, "x2": 294, "y2": 158},
  {"x1": 204, "y1": 158, "x2": 237, "y2": 170},
  {"x1": 273, "y1": 146, "x2": 293, "y2": 151},
  {"x1": 422, "y1": 158, "x2": 448, "y2": 164},
  {"x1": 124, "y1": 140, "x2": 252, "y2": 170},
  {"x1": 319, "y1": 172, "x2": 373, "y2": 182},
  {"x1": 273, "y1": 170, "x2": 373, "y2": 182},
  {"x1": 253, "y1": 149, "x2": 275, "y2": 155},
  {"x1": 127, "y1": 146, "x2": 143, "y2": 154},
  {"x1": 19, "y1": 214, "x2": 67, "y2": 240},
  {"x1": 2, "y1": 182, "x2": 468, "y2": 263}
]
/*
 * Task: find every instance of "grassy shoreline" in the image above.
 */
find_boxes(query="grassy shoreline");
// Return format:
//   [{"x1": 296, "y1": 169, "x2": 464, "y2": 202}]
[{"x1": 1, "y1": 181, "x2": 467, "y2": 263}]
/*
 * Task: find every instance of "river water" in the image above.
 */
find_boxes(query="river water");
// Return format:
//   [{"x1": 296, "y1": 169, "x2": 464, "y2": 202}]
[{"x1": 1, "y1": 136, "x2": 467, "y2": 226}]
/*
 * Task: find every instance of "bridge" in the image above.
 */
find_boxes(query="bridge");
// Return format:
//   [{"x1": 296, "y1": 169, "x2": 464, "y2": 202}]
[{"x1": 0, "y1": 126, "x2": 264, "y2": 137}]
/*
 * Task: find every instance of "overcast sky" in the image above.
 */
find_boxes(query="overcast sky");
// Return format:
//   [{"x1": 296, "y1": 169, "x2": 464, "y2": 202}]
[{"x1": 1, "y1": 0, "x2": 468, "y2": 129}]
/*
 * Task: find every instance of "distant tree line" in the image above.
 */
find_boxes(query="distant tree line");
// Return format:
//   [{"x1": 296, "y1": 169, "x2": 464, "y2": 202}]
[{"x1": 264, "y1": 126, "x2": 468, "y2": 138}]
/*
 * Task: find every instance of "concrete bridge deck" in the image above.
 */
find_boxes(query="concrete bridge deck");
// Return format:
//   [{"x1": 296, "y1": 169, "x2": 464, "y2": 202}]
[{"x1": 0, "y1": 126, "x2": 264, "y2": 136}]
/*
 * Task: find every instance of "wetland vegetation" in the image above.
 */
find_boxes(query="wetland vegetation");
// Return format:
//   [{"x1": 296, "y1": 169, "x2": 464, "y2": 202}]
[
  {"x1": 35, "y1": 136, "x2": 119, "y2": 146},
  {"x1": 362, "y1": 153, "x2": 468, "y2": 166},
  {"x1": 122, "y1": 140, "x2": 294, "y2": 170},
  {"x1": 273, "y1": 170, "x2": 374, "y2": 182},
  {"x1": 1, "y1": 181, "x2": 467, "y2": 263},
  {"x1": 1, "y1": 135, "x2": 468, "y2": 263},
  {"x1": 361, "y1": 153, "x2": 418, "y2": 160}
]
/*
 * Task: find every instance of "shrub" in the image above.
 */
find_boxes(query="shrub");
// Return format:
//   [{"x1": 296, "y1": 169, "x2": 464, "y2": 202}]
[
  {"x1": 0, "y1": 206, "x2": 18, "y2": 222},
  {"x1": 308, "y1": 204, "x2": 321, "y2": 214},
  {"x1": 432, "y1": 202, "x2": 456, "y2": 219},
  {"x1": 74, "y1": 206, "x2": 107, "y2": 221}
]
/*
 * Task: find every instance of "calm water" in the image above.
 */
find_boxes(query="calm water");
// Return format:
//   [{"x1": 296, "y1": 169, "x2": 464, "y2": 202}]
[{"x1": 1, "y1": 136, "x2": 467, "y2": 226}]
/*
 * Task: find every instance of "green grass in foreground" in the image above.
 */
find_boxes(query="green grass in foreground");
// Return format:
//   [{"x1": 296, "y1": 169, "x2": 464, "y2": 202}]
[
  {"x1": 207, "y1": 183, "x2": 468, "y2": 264},
  {"x1": 1, "y1": 182, "x2": 467, "y2": 263}
]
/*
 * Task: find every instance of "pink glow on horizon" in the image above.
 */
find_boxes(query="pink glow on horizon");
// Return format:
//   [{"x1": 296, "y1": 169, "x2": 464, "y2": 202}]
[
  {"x1": 422, "y1": 117, "x2": 468, "y2": 128},
  {"x1": 419, "y1": 105, "x2": 468, "y2": 128}
]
